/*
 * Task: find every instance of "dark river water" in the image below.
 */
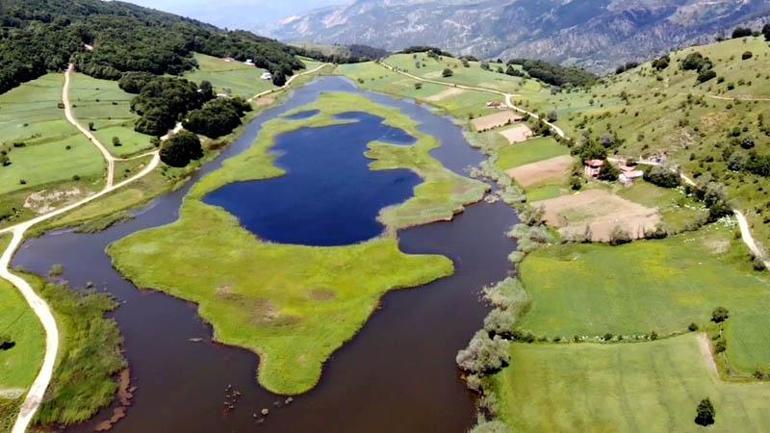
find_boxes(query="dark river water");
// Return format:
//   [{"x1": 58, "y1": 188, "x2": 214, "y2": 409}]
[
  {"x1": 13, "y1": 77, "x2": 518, "y2": 433},
  {"x1": 204, "y1": 111, "x2": 420, "y2": 246}
]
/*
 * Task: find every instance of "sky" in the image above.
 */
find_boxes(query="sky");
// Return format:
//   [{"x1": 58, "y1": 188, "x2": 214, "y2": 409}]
[{"x1": 123, "y1": 0, "x2": 344, "y2": 32}]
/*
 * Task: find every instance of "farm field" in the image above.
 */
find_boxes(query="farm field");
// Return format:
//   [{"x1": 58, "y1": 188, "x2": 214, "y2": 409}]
[
  {"x1": 0, "y1": 74, "x2": 105, "y2": 196},
  {"x1": 184, "y1": 53, "x2": 276, "y2": 99},
  {"x1": 494, "y1": 335, "x2": 770, "y2": 433},
  {"x1": 69, "y1": 72, "x2": 153, "y2": 157},
  {"x1": 518, "y1": 224, "x2": 770, "y2": 374},
  {"x1": 108, "y1": 92, "x2": 487, "y2": 395}
]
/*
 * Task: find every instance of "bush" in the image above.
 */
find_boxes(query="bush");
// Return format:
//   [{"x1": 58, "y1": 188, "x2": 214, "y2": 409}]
[
  {"x1": 711, "y1": 306, "x2": 729, "y2": 323},
  {"x1": 742, "y1": 51, "x2": 754, "y2": 60},
  {"x1": 159, "y1": 131, "x2": 203, "y2": 168},
  {"x1": 414, "y1": 82, "x2": 422, "y2": 90},
  {"x1": 111, "y1": 136, "x2": 122, "y2": 147},
  {"x1": 697, "y1": 69, "x2": 717, "y2": 83},
  {"x1": 442, "y1": 68, "x2": 453, "y2": 78},
  {"x1": 695, "y1": 398, "x2": 716, "y2": 426},
  {"x1": 456, "y1": 330, "x2": 510, "y2": 374}
]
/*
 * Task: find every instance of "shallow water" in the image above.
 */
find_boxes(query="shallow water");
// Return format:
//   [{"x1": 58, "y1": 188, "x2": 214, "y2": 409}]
[
  {"x1": 203, "y1": 111, "x2": 420, "y2": 246},
  {"x1": 13, "y1": 77, "x2": 519, "y2": 433}
]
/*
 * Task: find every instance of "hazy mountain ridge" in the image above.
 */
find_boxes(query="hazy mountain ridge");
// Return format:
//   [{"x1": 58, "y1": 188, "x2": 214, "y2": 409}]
[{"x1": 271, "y1": 0, "x2": 770, "y2": 71}]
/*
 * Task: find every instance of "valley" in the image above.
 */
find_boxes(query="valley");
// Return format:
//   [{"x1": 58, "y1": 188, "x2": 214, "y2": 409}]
[{"x1": 1, "y1": 2, "x2": 770, "y2": 433}]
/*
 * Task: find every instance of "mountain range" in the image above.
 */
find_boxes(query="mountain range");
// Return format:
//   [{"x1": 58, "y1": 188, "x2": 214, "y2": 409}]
[{"x1": 271, "y1": 0, "x2": 770, "y2": 71}]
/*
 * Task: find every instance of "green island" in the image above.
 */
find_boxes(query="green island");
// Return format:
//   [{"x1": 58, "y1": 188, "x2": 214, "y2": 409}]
[{"x1": 108, "y1": 92, "x2": 486, "y2": 394}]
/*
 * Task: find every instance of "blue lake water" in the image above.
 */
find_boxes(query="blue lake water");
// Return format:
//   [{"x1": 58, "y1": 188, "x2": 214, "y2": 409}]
[
  {"x1": 285, "y1": 109, "x2": 320, "y2": 120},
  {"x1": 203, "y1": 111, "x2": 422, "y2": 246}
]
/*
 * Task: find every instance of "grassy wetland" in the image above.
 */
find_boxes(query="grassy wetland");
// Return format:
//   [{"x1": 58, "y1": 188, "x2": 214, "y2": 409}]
[{"x1": 108, "y1": 91, "x2": 486, "y2": 394}]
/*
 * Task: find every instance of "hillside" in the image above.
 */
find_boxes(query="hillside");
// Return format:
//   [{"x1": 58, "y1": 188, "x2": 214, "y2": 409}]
[
  {"x1": 272, "y1": 0, "x2": 770, "y2": 72},
  {"x1": 0, "y1": 0, "x2": 303, "y2": 92},
  {"x1": 522, "y1": 33, "x2": 770, "y2": 251}
]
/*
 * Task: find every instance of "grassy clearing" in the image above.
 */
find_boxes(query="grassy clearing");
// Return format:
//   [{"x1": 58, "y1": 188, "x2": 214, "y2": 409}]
[
  {"x1": 0, "y1": 73, "x2": 105, "y2": 196},
  {"x1": 109, "y1": 92, "x2": 486, "y2": 394},
  {"x1": 494, "y1": 335, "x2": 770, "y2": 433},
  {"x1": 518, "y1": 224, "x2": 770, "y2": 373},
  {"x1": 493, "y1": 137, "x2": 568, "y2": 171},
  {"x1": 69, "y1": 72, "x2": 153, "y2": 157},
  {"x1": 337, "y1": 62, "x2": 500, "y2": 119},
  {"x1": 615, "y1": 181, "x2": 708, "y2": 232},
  {"x1": 184, "y1": 53, "x2": 276, "y2": 99}
]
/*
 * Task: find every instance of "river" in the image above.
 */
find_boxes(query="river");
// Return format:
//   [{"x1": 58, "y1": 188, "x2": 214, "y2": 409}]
[{"x1": 13, "y1": 77, "x2": 519, "y2": 433}]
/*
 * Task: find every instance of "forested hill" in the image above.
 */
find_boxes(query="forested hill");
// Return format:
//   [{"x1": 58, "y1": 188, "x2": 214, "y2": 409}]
[{"x1": 0, "y1": 0, "x2": 303, "y2": 93}]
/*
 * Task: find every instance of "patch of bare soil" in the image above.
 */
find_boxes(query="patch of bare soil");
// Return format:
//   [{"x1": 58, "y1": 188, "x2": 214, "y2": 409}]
[
  {"x1": 24, "y1": 187, "x2": 86, "y2": 214},
  {"x1": 471, "y1": 111, "x2": 524, "y2": 132},
  {"x1": 253, "y1": 96, "x2": 276, "y2": 107},
  {"x1": 506, "y1": 155, "x2": 572, "y2": 188},
  {"x1": 425, "y1": 87, "x2": 465, "y2": 102},
  {"x1": 533, "y1": 189, "x2": 661, "y2": 242},
  {"x1": 698, "y1": 333, "x2": 719, "y2": 377},
  {"x1": 498, "y1": 124, "x2": 533, "y2": 144},
  {"x1": 309, "y1": 288, "x2": 336, "y2": 301}
]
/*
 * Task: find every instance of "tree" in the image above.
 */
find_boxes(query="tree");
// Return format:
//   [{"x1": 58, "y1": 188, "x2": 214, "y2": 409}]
[
  {"x1": 643, "y1": 165, "x2": 680, "y2": 188},
  {"x1": 112, "y1": 136, "x2": 122, "y2": 147},
  {"x1": 442, "y1": 68, "x2": 453, "y2": 78},
  {"x1": 694, "y1": 398, "x2": 715, "y2": 426},
  {"x1": 697, "y1": 69, "x2": 717, "y2": 83},
  {"x1": 711, "y1": 306, "x2": 729, "y2": 323},
  {"x1": 547, "y1": 110, "x2": 558, "y2": 122},
  {"x1": 456, "y1": 330, "x2": 510, "y2": 374},
  {"x1": 159, "y1": 131, "x2": 203, "y2": 168},
  {"x1": 88, "y1": 121, "x2": 95, "y2": 131},
  {"x1": 742, "y1": 51, "x2": 754, "y2": 60},
  {"x1": 183, "y1": 97, "x2": 251, "y2": 138},
  {"x1": 732, "y1": 27, "x2": 753, "y2": 39},
  {"x1": 414, "y1": 82, "x2": 422, "y2": 90}
]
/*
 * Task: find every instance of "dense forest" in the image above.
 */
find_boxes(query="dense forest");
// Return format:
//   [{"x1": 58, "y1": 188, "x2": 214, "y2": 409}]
[
  {"x1": 296, "y1": 44, "x2": 390, "y2": 64},
  {"x1": 0, "y1": 0, "x2": 304, "y2": 92},
  {"x1": 507, "y1": 58, "x2": 597, "y2": 88}
]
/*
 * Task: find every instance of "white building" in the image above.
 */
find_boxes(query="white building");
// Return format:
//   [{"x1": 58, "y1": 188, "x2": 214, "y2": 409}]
[{"x1": 260, "y1": 71, "x2": 273, "y2": 81}]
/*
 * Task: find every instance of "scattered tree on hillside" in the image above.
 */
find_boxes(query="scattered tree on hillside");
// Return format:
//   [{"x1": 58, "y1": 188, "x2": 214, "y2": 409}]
[
  {"x1": 742, "y1": 51, "x2": 754, "y2": 60},
  {"x1": 652, "y1": 55, "x2": 671, "y2": 70},
  {"x1": 111, "y1": 136, "x2": 121, "y2": 147},
  {"x1": 695, "y1": 398, "x2": 716, "y2": 426},
  {"x1": 697, "y1": 69, "x2": 717, "y2": 83},
  {"x1": 159, "y1": 130, "x2": 203, "y2": 167},
  {"x1": 442, "y1": 68, "x2": 453, "y2": 78}
]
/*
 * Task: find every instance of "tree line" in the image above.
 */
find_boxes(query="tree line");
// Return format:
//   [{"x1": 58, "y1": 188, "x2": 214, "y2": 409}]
[{"x1": 0, "y1": 0, "x2": 304, "y2": 92}]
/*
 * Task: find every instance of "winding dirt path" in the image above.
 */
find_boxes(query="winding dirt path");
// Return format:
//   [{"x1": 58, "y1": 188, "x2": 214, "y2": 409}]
[
  {"x1": 0, "y1": 65, "x2": 163, "y2": 433},
  {"x1": 63, "y1": 64, "x2": 117, "y2": 187},
  {"x1": 380, "y1": 62, "x2": 768, "y2": 268}
]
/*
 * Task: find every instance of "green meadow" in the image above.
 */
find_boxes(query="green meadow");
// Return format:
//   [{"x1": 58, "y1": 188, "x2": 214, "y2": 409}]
[
  {"x1": 184, "y1": 53, "x2": 276, "y2": 98},
  {"x1": 494, "y1": 335, "x2": 770, "y2": 433},
  {"x1": 518, "y1": 224, "x2": 770, "y2": 374},
  {"x1": 109, "y1": 92, "x2": 487, "y2": 394},
  {"x1": 69, "y1": 72, "x2": 153, "y2": 157},
  {"x1": 493, "y1": 136, "x2": 568, "y2": 171},
  {"x1": 0, "y1": 73, "x2": 104, "y2": 196}
]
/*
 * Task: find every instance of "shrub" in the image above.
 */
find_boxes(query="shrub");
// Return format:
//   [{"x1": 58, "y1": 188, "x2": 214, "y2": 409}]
[
  {"x1": 688, "y1": 322, "x2": 699, "y2": 332},
  {"x1": 652, "y1": 55, "x2": 670, "y2": 70},
  {"x1": 456, "y1": 330, "x2": 510, "y2": 374},
  {"x1": 442, "y1": 68, "x2": 453, "y2": 78},
  {"x1": 159, "y1": 130, "x2": 203, "y2": 168},
  {"x1": 711, "y1": 306, "x2": 729, "y2": 323},
  {"x1": 695, "y1": 398, "x2": 716, "y2": 426},
  {"x1": 742, "y1": 51, "x2": 754, "y2": 60},
  {"x1": 111, "y1": 136, "x2": 122, "y2": 147},
  {"x1": 681, "y1": 52, "x2": 709, "y2": 71},
  {"x1": 643, "y1": 165, "x2": 680, "y2": 188},
  {"x1": 697, "y1": 69, "x2": 717, "y2": 83},
  {"x1": 414, "y1": 82, "x2": 422, "y2": 90},
  {"x1": 546, "y1": 110, "x2": 558, "y2": 122}
]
